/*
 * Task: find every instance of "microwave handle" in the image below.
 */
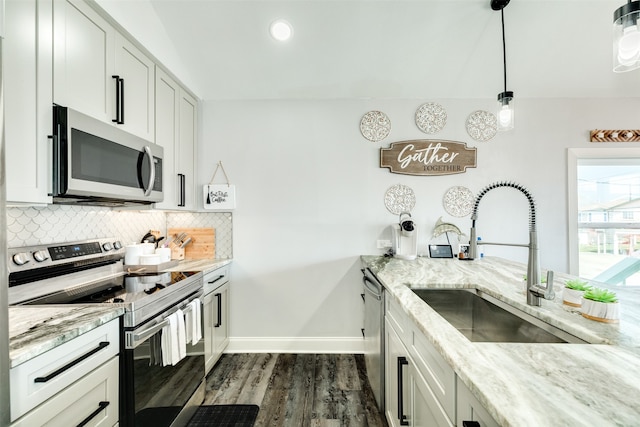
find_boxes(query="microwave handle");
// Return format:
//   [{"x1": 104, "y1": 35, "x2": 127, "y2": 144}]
[{"x1": 143, "y1": 146, "x2": 155, "y2": 197}]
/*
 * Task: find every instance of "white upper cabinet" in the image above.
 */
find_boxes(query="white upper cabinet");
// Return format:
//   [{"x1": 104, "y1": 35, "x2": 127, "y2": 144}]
[
  {"x1": 178, "y1": 90, "x2": 197, "y2": 210},
  {"x1": 114, "y1": 32, "x2": 155, "y2": 141},
  {"x1": 53, "y1": 0, "x2": 155, "y2": 142},
  {"x1": 154, "y1": 67, "x2": 198, "y2": 210},
  {"x1": 154, "y1": 67, "x2": 179, "y2": 210},
  {"x1": 5, "y1": 0, "x2": 53, "y2": 205},
  {"x1": 53, "y1": 0, "x2": 114, "y2": 123}
]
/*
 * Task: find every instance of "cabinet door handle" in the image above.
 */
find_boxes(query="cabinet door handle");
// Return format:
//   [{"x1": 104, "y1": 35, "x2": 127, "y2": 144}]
[
  {"x1": 178, "y1": 173, "x2": 186, "y2": 207},
  {"x1": 34, "y1": 341, "x2": 110, "y2": 383},
  {"x1": 111, "y1": 75, "x2": 124, "y2": 124},
  {"x1": 77, "y1": 401, "x2": 110, "y2": 427},
  {"x1": 120, "y1": 77, "x2": 125, "y2": 124},
  {"x1": 397, "y1": 356, "x2": 409, "y2": 426},
  {"x1": 462, "y1": 422, "x2": 481, "y2": 427},
  {"x1": 214, "y1": 292, "x2": 222, "y2": 327}
]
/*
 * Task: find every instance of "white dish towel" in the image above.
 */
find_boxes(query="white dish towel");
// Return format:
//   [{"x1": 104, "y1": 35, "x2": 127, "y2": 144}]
[{"x1": 161, "y1": 311, "x2": 187, "y2": 366}]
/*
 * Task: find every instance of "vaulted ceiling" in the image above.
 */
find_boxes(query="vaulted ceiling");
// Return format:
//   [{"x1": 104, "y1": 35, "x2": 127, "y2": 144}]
[{"x1": 97, "y1": 0, "x2": 640, "y2": 101}]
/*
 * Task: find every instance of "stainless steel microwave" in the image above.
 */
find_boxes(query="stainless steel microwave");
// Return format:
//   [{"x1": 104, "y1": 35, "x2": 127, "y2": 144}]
[{"x1": 51, "y1": 105, "x2": 163, "y2": 206}]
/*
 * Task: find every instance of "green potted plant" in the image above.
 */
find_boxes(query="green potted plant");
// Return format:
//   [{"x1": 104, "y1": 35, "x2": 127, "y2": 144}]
[
  {"x1": 580, "y1": 287, "x2": 619, "y2": 323},
  {"x1": 562, "y1": 279, "x2": 592, "y2": 307}
]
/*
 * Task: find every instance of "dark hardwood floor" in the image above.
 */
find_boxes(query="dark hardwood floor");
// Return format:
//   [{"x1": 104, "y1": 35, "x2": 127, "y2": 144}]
[{"x1": 204, "y1": 353, "x2": 389, "y2": 427}]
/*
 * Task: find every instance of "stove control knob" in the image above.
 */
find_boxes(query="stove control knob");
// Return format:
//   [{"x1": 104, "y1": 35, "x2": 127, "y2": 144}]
[
  {"x1": 12, "y1": 253, "x2": 30, "y2": 266},
  {"x1": 113, "y1": 241, "x2": 122, "y2": 250},
  {"x1": 102, "y1": 242, "x2": 113, "y2": 252},
  {"x1": 33, "y1": 250, "x2": 49, "y2": 262}
]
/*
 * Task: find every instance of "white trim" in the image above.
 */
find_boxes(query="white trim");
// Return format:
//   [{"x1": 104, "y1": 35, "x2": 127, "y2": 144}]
[
  {"x1": 567, "y1": 147, "x2": 640, "y2": 275},
  {"x1": 226, "y1": 337, "x2": 365, "y2": 354}
]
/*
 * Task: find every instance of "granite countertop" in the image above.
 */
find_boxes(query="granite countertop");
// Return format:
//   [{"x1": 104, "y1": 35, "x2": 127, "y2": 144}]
[
  {"x1": 362, "y1": 255, "x2": 640, "y2": 427},
  {"x1": 168, "y1": 258, "x2": 232, "y2": 274},
  {"x1": 8, "y1": 305, "x2": 124, "y2": 368}
]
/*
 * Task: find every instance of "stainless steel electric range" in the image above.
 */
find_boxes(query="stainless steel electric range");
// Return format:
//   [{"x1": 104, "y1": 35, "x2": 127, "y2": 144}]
[{"x1": 8, "y1": 238, "x2": 206, "y2": 427}]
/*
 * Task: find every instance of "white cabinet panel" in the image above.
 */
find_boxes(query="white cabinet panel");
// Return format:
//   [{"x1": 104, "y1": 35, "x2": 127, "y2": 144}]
[
  {"x1": 456, "y1": 377, "x2": 499, "y2": 427},
  {"x1": 5, "y1": 0, "x2": 52, "y2": 204},
  {"x1": 178, "y1": 91, "x2": 197, "y2": 210},
  {"x1": 11, "y1": 356, "x2": 119, "y2": 427},
  {"x1": 155, "y1": 66, "x2": 198, "y2": 210},
  {"x1": 114, "y1": 32, "x2": 155, "y2": 141},
  {"x1": 53, "y1": 0, "x2": 115, "y2": 123},
  {"x1": 203, "y1": 266, "x2": 230, "y2": 374}
]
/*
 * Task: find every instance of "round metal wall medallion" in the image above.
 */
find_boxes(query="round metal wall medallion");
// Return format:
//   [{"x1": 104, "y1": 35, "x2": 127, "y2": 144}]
[
  {"x1": 360, "y1": 110, "x2": 391, "y2": 142},
  {"x1": 415, "y1": 102, "x2": 447, "y2": 134},
  {"x1": 443, "y1": 186, "x2": 475, "y2": 217},
  {"x1": 384, "y1": 184, "x2": 416, "y2": 215},
  {"x1": 466, "y1": 110, "x2": 497, "y2": 142}
]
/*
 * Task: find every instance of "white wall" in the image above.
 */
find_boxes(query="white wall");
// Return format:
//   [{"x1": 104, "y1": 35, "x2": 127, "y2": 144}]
[{"x1": 200, "y1": 97, "x2": 640, "y2": 351}]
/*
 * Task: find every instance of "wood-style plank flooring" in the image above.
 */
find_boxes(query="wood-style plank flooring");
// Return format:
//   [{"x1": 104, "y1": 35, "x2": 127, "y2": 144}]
[{"x1": 204, "y1": 354, "x2": 389, "y2": 427}]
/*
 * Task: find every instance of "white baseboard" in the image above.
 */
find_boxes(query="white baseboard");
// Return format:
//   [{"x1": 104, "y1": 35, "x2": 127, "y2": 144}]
[{"x1": 226, "y1": 337, "x2": 365, "y2": 354}]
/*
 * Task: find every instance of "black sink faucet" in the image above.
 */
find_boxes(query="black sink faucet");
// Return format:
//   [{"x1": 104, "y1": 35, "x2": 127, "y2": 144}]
[{"x1": 468, "y1": 181, "x2": 555, "y2": 306}]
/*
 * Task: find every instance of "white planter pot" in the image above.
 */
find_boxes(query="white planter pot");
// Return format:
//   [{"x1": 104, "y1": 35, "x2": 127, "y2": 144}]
[
  {"x1": 562, "y1": 288, "x2": 584, "y2": 307},
  {"x1": 580, "y1": 298, "x2": 620, "y2": 323}
]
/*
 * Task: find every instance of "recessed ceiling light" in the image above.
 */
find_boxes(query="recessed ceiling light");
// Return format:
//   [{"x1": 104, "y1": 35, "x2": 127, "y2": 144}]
[{"x1": 270, "y1": 19, "x2": 293, "y2": 42}]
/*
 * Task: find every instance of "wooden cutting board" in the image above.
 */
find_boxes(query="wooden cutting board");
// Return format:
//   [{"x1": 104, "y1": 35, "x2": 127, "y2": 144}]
[{"x1": 168, "y1": 227, "x2": 215, "y2": 259}]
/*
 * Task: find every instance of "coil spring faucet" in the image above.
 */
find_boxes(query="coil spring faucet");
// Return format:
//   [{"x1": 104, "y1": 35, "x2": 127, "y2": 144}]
[{"x1": 468, "y1": 181, "x2": 555, "y2": 306}]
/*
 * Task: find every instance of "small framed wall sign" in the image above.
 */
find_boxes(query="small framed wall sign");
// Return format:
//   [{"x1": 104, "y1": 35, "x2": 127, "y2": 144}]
[
  {"x1": 203, "y1": 161, "x2": 236, "y2": 211},
  {"x1": 203, "y1": 184, "x2": 236, "y2": 210},
  {"x1": 428, "y1": 244, "x2": 454, "y2": 258}
]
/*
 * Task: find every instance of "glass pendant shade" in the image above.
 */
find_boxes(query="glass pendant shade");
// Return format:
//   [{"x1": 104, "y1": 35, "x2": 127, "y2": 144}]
[
  {"x1": 497, "y1": 91, "x2": 514, "y2": 131},
  {"x1": 613, "y1": 1, "x2": 640, "y2": 72}
]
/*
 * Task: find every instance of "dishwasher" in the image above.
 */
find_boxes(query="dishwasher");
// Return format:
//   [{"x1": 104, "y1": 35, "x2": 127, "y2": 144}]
[{"x1": 362, "y1": 267, "x2": 385, "y2": 411}]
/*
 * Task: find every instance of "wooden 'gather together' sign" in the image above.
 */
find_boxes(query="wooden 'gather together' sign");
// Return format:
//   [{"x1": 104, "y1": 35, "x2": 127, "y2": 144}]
[{"x1": 380, "y1": 139, "x2": 477, "y2": 176}]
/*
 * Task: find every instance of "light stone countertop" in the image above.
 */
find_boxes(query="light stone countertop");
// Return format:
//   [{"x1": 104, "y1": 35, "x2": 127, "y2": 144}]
[
  {"x1": 362, "y1": 255, "x2": 640, "y2": 427},
  {"x1": 166, "y1": 258, "x2": 232, "y2": 274},
  {"x1": 8, "y1": 305, "x2": 124, "y2": 368}
]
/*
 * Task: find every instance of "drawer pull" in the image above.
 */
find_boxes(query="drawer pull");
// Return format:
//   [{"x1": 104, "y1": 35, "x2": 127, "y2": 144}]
[
  {"x1": 462, "y1": 422, "x2": 481, "y2": 427},
  {"x1": 208, "y1": 274, "x2": 225, "y2": 285},
  {"x1": 34, "y1": 341, "x2": 110, "y2": 383},
  {"x1": 77, "y1": 401, "x2": 110, "y2": 427}
]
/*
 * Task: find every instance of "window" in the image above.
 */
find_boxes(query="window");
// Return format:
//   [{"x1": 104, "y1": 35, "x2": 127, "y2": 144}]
[{"x1": 568, "y1": 149, "x2": 640, "y2": 286}]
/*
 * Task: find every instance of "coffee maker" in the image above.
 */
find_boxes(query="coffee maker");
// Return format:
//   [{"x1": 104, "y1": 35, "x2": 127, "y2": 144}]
[{"x1": 392, "y1": 212, "x2": 418, "y2": 260}]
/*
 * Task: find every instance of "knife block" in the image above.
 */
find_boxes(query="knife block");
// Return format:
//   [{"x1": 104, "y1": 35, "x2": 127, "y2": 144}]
[{"x1": 171, "y1": 247, "x2": 185, "y2": 260}]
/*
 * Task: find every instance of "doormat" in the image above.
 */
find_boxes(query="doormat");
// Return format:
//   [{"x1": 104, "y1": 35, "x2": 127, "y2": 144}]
[{"x1": 187, "y1": 404, "x2": 260, "y2": 427}]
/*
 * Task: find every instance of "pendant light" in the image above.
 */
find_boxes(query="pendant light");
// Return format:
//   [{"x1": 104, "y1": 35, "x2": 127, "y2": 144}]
[
  {"x1": 613, "y1": 0, "x2": 640, "y2": 72},
  {"x1": 492, "y1": 0, "x2": 514, "y2": 131}
]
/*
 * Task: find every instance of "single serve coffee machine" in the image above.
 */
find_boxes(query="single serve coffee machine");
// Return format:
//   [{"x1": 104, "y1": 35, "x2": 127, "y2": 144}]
[{"x1": 392, "y1": 212, "x2": 418, "y2": 260}]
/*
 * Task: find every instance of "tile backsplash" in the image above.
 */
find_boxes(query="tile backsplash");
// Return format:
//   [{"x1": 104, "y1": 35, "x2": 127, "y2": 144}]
[{"x1": 7, "y1": 205, "x2": 233, "y2": 259}]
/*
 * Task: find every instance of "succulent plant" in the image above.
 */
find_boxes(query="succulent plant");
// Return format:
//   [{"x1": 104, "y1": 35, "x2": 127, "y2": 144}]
[
  {"x1": 583, "y1": 287, "x2": 618, "y2": 304},
  {"x1": 564, "y1": 279, "x2": 591, "y2": 291}
]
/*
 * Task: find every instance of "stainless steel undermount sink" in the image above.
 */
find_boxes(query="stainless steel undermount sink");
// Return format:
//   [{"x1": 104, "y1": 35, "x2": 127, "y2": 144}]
[{"x1": 411, "y1": 288, "x2": 588, "y2": 344}]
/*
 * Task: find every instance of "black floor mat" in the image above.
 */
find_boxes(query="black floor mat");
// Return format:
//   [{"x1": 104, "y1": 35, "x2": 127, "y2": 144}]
[{"x1": 187, "y1": 404, "x2": 260, "y2": 427}]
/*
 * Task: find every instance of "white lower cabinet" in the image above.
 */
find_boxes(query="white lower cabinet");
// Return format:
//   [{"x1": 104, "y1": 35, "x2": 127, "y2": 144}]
[
  {"x1": 385, "y1": 315, "x2": 454, "y2": 427},
  {"x1": 456, "y1": 378, "x2": 499, "y2": 427},
  {"x1": 11, "y1": 356, "x2": 119, "y2": 427},
  {"x1": 10, "y1": 319, "x2": 120, "y2": 426},
  {"x1": 203, "y1": 266, "x2": 231, "y2": 375},
  {"x1": 385, "y1": 296, "x2": 497, "y2": 427}
]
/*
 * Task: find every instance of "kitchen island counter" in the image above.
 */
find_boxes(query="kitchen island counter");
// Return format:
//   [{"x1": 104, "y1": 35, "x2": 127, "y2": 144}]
[
  {"x1": 362, "y1": 255, "x2": 640, "y2": 426},
  {"x1": 8, "y1": 305, "x2": 124, "y2": 368}
]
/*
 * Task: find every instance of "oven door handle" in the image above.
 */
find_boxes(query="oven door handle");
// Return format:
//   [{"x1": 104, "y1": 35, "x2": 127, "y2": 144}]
[{"x1": 127, "y1": 291, "x2": 203, "y2": 349}]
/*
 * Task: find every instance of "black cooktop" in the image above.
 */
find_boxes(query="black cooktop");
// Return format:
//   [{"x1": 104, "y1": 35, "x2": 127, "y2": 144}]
[{"x1": 69, "y1": 271, "x2": 200, "y2": 305}]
